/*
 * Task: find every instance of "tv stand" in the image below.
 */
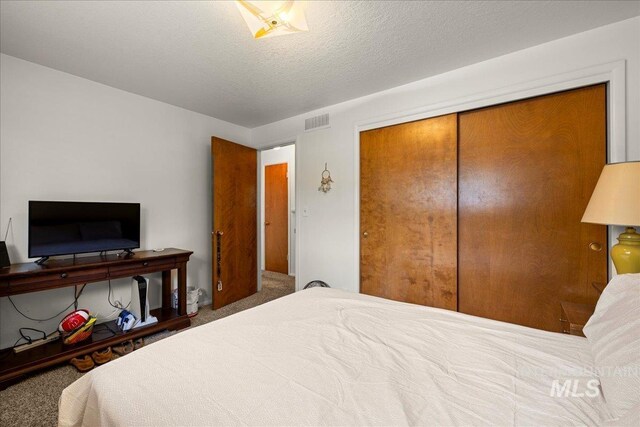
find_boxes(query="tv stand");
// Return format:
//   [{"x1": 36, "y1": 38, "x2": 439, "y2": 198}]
[
  {"x1": 34, "y1": 256, "x2": 49, "y2": 265},
  {"x1": 0, "y1": 248, "x2": 192, "y2": 389}
]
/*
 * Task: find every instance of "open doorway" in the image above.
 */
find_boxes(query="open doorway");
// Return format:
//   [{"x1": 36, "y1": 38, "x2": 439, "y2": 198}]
[{"x1": 260, "y1": 145, "x2": 295, "y2": 283}]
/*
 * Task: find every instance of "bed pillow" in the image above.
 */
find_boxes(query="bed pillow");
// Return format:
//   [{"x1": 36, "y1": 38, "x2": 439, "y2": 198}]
[{"x1": 583, "y1": 273, "x2": 640, "y2": 418}]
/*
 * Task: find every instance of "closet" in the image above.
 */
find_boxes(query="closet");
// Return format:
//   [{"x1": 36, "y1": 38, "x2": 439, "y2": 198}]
[
  {"x1": 360, "y1": 84, "x2": 608, "y2": 332},
  {"x1": 360, "y1": 114, "x2": 458, "y2": 310}
]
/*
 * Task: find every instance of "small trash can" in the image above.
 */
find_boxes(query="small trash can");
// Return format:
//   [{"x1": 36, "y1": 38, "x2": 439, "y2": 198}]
[
  {"x1": 172, "y1": 286, "x2": 202, "y2": 317},
  {"x1": 187, "y1": 286, "x2": 202, "y2": 317}
]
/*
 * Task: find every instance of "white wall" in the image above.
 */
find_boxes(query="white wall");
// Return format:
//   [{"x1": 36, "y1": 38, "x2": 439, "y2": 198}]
[
  {"x1": 260, "y1": 145, "x2": 295, "y2": 275},
  {"x1": 0, "y1": 54, "x2": 250, "y2": 349},
  {"x1": 294, "y1": 127, "x2": 352, "y2": 291},
  {"x1": 252, "y1": 17, "x2": 640, "y2": 294}
]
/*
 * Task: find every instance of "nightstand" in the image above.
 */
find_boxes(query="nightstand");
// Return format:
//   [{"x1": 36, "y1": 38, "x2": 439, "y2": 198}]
[
  {"x1": 592, "y1": 282, "x2": 606, "y2": 295},
  {"x1": 560, "y1": 301, "x2": 596, "y2": 337}
]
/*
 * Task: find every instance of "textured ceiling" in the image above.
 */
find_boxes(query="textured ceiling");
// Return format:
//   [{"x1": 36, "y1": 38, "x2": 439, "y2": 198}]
[{"x1": 1, "y1": 1, "x2": 639, "y2": 127}]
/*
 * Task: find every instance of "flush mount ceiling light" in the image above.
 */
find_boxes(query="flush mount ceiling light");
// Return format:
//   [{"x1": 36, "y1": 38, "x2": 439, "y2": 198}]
[{"x1": 236, "y1": 1, "x2": 308, "y2": 39}]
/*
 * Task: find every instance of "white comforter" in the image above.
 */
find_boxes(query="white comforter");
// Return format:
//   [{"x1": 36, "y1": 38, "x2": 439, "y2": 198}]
[{"x1": 59, "y1": 288, "x2": 613, "y2": 426}]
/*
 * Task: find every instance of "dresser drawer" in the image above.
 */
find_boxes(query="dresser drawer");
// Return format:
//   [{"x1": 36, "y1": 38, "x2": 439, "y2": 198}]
[
  {"x1": 8, "y1": 267, "x2": 109, "y2": 293},
  {"x1": 108, "y1": 258, "x2": 176, "y2": 277}
]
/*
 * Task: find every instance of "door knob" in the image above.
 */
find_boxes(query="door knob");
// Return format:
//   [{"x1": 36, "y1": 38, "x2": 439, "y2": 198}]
[
  {"x1": 265, "y1": 222, "x2": 271, "y2": 226},
  {"x1": 589, "y1": 242, "x2": 602, "y2": 252},
  {"x1": 363, "y1": 231, "x2": 369, "y2": 237}
]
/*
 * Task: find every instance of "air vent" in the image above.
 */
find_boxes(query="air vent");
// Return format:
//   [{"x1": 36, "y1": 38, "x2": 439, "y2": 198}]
[{"x1": 305, "y1": 113, "x2": 329, "y2": 131}]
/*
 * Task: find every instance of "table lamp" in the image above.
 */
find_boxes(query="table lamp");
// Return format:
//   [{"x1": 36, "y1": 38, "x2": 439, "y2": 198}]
[{"x1": 582, "y1": 161, "x2": 640, "y2": 274}]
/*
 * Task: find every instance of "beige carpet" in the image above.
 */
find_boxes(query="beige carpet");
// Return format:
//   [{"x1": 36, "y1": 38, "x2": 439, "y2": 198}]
[{"x1": 0, "y1": 271, "x2": 294, "y2": 427}]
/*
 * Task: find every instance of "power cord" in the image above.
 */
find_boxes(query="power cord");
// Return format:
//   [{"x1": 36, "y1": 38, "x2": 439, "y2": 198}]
[
  {"x1": 107, "y1": 279, "x2": 130, "y2": 310},
  {"x1": 5, "y1": 280, "x2": 133, "y2": 352},
  {"x1": 0, "y1": 327, "x2": 51, "y2": 360},
  {"x1": 3, "y1": 285, "x2": 86, "y2": 356},
  {"x1": 7, "y1": 284, "x2": 87, "y2": 322},
  {"x1": 18, "y1": 327, "x2": 46, "y2": 343},
  {"x1": 2, "y1": 281, "x2": 131, "y2": 356}
]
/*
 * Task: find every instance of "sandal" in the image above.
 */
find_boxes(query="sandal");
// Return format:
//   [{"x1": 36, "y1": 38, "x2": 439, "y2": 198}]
[
  {"x1": 91, "y1": 347, "x2": 113, "y2": 365},
  {"x1": 133, "y1": 338, "x2": 145, "y2": 350},
  {"x1": 70, "y1": 355, "x2": 95, "y2": 372},
  {"x1": 112, "y1": 340, "x2": 134, "y2": 356}
]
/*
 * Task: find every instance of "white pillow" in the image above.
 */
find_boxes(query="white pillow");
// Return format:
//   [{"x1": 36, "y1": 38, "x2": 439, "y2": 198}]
[{"x1": 583, "y1": 273, "x2": 640, "y2": 418}]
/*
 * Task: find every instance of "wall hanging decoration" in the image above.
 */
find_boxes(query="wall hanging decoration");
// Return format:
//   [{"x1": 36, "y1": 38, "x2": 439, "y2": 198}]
[{"x1": 319, "y1": 163, "x2": 333, "y2": 193}]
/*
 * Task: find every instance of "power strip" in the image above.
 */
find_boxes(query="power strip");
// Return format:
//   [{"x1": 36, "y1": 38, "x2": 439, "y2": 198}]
[{"x1": 13, "y1": 331, "x2": 60, "y2": 353}]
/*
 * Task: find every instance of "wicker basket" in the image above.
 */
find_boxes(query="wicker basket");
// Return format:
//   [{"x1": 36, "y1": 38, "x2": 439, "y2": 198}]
[{"x1": 62, "y1": 317, "x2": 97, "y2": 345}]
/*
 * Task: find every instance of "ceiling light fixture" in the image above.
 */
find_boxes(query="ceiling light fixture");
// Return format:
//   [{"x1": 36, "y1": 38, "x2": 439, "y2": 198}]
[{"x1": 236, "y1": 1, "x2": 308, "y2": 39}]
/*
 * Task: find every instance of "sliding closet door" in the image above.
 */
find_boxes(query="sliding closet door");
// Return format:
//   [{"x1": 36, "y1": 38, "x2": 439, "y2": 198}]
[
  {"x1": 360, "y1": 114, "x2": 457, "y2": 310},
  {"x1": 458, "y1": 84, "x2": 607, "y2": 332}
]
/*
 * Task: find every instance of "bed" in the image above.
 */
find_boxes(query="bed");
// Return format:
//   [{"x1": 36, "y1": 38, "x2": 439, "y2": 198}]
[{"x1": 58, "y1": 275, "x2": 640, "y2": 426}]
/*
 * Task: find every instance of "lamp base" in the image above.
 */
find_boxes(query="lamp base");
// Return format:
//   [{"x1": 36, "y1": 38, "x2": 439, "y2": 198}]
[{"x1": 611, "y1": 227, "x2": 640, "y2": 274}]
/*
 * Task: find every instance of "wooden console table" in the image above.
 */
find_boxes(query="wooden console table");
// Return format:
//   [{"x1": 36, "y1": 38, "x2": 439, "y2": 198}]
[{"x1": 0, "y1": 248, "x2": 192, "y2": 387}]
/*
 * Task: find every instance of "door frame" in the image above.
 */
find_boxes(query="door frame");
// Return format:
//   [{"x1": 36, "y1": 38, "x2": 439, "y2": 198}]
[
  {"x1": 353, "y1": 60, "x2": 627, "y2": 289},
  {"x1": 257, "y1": 143, "x2": 296, "y2": 290}
]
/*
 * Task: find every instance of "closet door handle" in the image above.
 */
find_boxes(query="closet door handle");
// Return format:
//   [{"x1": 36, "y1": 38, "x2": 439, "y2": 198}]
[
  {"x1": 589, "y1": 242, "x2": 602, "y2": 252},
  {"x1": 363, "y1": 231, "x2": 369, "y2": 237}
]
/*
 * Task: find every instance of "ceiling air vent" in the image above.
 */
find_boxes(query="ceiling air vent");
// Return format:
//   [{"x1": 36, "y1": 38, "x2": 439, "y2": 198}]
[{"x1": 305, "y1": 113, "x2": 329, "y2": 131}]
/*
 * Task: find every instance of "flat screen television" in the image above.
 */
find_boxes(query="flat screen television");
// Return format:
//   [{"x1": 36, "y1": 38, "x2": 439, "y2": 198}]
[{"x1": 29, "y1": 201, "x2": 140, "y2": 260}]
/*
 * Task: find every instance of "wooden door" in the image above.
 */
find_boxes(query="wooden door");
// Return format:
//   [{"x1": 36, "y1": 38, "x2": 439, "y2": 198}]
[
  {"x1": 360, "y1": 114, "x2": 458, "y2": 310},
  {"x1": 212, "y1": 137, "x2": 257, "y2": 309},
  {"x1": 458, "y1": 84, "x2": 607, "y2": 332},
  {"x1": 265, "y1": 163, "x2": 289, "y2": 274}
]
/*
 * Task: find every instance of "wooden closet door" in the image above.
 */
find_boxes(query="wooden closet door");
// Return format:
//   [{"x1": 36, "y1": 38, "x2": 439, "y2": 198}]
[
  {"x1": 458, "y1": 84, "x2": 607, "y2": 332},
  {"x1": 360, "y1": 114, "x2": 457, "y2": 310}
]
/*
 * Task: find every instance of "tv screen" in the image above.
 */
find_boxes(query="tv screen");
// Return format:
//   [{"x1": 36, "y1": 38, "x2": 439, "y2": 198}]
[{"x1": 29, "y1": 201, "x2": 140, "y2": 258}]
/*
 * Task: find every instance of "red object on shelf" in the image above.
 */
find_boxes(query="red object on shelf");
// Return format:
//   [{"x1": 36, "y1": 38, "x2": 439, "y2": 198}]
[{"x1": 58, "y1": 309, "x2": 90, "y2": 333}]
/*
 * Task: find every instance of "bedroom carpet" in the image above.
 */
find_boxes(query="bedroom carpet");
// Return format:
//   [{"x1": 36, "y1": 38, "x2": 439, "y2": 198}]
[{"x1": 0, "y1": 271, "x2": 294, "y2": 427}]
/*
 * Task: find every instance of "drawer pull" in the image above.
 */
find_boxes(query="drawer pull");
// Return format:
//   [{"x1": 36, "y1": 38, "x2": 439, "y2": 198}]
[
  {"x1": 60, "y1": 273, "x2": 68, "y2": 279},
  {"x1": 143, "y1": 262, "x2": 149, "y2": 267}
]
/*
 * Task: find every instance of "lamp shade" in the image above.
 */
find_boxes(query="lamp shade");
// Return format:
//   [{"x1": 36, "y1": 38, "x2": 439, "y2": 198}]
[{"x1": 581, "y1": 162, "x2": 640, "y2": 226}]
